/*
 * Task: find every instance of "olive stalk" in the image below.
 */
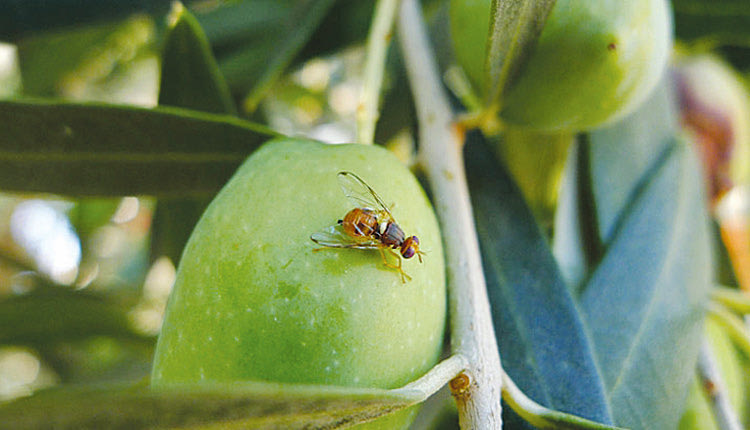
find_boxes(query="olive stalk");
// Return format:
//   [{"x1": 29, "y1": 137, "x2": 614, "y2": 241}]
[
  {"x1": 397, "y1": 0, "x2": 504, "y2": 428},
  {"x1": 697, "y1": 339, "x2": 743, "y2": 430},
  {"x1": 357, "y1": 0, "x2": 400, "y2": 145}
]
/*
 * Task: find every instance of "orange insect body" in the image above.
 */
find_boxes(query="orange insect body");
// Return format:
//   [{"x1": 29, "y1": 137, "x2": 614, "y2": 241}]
[
  {"x1": 311, "y1": 171, "x2": 423, "y2": 282},
  {"x1": 341, "y1": 208, "x2": 379, "y2": 238},
  {"x1": 339, "y1": 208, "x2": 421, "y2": 260}
]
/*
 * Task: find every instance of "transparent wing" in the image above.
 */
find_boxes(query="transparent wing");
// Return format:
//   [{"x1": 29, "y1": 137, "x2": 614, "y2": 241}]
[
  {"x1": 337, "y1": 171, "x2": 393, "y2": 219},
  {"x1": 310, "y1": 224, "x2": 381, "y2": 249}
]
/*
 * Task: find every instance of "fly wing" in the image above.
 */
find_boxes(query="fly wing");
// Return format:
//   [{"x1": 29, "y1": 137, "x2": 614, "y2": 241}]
[
  {"x1": 310, "y1": 224, "x2": 381, "y2": 249},
  {"x1": 337, "y1": 171, "x2": 393, "y2": 219}
]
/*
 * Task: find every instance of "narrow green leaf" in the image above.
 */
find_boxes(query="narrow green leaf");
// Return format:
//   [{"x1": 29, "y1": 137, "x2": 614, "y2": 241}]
[
  {"x1": 68, "y1": 198, "x2": 122, "y2": 241},
  {"x1": 150, "y1": 197, "x2": 208, "y2": 264},
  {"x1": 0, "y1": 286, "x2": 149, "y2": 346},
  {"x1": 579, "y1": 141, "x2": 711, "y2": 429},
  {"x1": 0, "y1": 381, "x2": 423, "y2": 430},
  {"x1": 153, "y1": 3, "x2": 237, "y2": 263},
  {"x1": 0, "y1": 100, "x2": 278, "y2": 196},
  {"x1": 485, "y1": 0, "x2": 557, "y2": 106},
  {"x1": 16, "y1": 22, "x2": 121, "y2": 97},
  {"x1": 466, "y1": 135, "x2": 612, "y2": 427},
  {"x1": 712, "y1": 286, "x2": 750, "y2": 314},
  {"x1": 673, "y1": 0, "x2": 750, "y2": 46},
  {"x1": 0, "y1": 0, "x2": 170, "y2": 42},
  {"x1": 204, "y1": 0, "x2": 376, "y2": 97},
  {"x1": 159, "y1": 4, "x2": 236, "y2": 115},
  {"x1": 196, "y1": 0, "x2": 290, "y2": 49},
  {"x1": 242, "y1": 0, "x2": 337, "y2": 111},
  {"x1": 0, "y1": 356, "x2": 464, "y2": 429}
]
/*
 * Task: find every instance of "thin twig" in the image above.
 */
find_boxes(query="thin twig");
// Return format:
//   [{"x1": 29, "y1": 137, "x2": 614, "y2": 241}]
[
  {"x1": 397, "y1": 0, "x2": 503, "y2": 428},
  {"x1": 395, "y1": 354, "x2": 468, "y2": 396},
  {"x1": 697, "y1": 339, "x2": 743, "y2": 430},
  {"x1": 356, "y1": 0, "x2": 400, "y2": 145}
]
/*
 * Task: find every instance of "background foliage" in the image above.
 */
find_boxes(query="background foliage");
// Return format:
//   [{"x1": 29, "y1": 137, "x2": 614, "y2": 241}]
[{"x1": 0, "y1": 0, "x2": 748, "y2": 428}]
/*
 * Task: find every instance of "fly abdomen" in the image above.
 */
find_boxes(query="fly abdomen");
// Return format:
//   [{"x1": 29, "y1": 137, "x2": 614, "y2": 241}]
[{"x1": 341, "y1": 208, "x2": 379, "y2": 237}]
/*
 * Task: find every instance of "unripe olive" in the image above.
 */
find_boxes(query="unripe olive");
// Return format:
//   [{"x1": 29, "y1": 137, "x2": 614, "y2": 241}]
[
  {"x1": 450, "y1": 0, "x2": 672, "y2": 132},
  {"x1": 151, "y1": 138, "x2": 446, "y2": 428}
]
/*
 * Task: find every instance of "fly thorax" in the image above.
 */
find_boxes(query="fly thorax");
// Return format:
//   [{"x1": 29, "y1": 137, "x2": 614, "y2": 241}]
[{"x1": 381, "y1": 222, "x2": 405, "y2": 247}]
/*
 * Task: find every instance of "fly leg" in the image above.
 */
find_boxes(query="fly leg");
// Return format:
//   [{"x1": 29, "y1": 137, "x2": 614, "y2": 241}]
[{"x1": 378, "y1": 247, "x2": 411, "y2": 283}]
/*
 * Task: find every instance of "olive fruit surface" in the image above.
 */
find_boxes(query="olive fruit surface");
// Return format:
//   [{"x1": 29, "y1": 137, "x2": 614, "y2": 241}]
[
  {"x1": 450, "y1": 0, "x2": 672, "y2": 132},
  {"x1": 151, "y1": 138, "x2": 446, "y2": 428}
]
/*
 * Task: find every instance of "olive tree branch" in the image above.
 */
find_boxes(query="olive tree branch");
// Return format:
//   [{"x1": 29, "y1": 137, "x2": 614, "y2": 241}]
[
  {"x1": 397, "y1": 0, "x2": 503, "y2": 428},
  {"x1": 697, "y1": 339, "x2": 743, "y2": 430},
  {"x1": 357, "y1": 0, "x2": 400, "y2": 145}
]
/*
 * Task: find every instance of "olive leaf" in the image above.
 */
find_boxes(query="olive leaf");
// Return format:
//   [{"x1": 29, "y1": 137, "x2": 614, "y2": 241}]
[
  {"x1": 587, "y1": 81, "x2": 679, "y2": 248},
  {"x1": 0, "y1": 100, "x2": 277, "y2": 196},
  {"x1": 151, "y1": 4, "x2": 236, "y2": 263},
  {"x1": 0, "y1": 382, "x2": 416, "y2": 430},
  {"x1": 577, "y1": 82, "x2": 710, "y2": 427},
  {"x1": 208, "y1": 0, "x2": 337, "y2": 109},
  {"x1": 672, "y1": 0, "x2": 750, "y2": 46},
  {"x1": 0, "y1": 357, "x2": 464, "y2": 429},
  {"x1": 0, "y1": 285, "x2": 148, "y2": 346},
  {"x1": 485, "y1": 0, "x2": 557, "y2": 106},
  {"x1": 469, "y1": 76, "x2": 712, "y2": 429},
  {"x1": 158, "y1": 4, "x2": 237, "y2": 115},
  {"x1": 0, "y1": 0, "x2": 170, "y2": 42},
  {"x1": 466, "y1": 136, "x2": 613, "y2": 427}
]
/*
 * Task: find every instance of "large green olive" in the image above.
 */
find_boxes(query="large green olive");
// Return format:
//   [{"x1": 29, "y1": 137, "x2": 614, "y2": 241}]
[
  {"x1": 450, "y1": 0, "x2": 672, "y2": 132},
  {"x1": 151, "y1": 138, "x2": 446, "y2": 428}
]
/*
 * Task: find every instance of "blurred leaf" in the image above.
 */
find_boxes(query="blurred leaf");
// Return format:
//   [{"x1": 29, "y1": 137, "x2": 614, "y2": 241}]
[
  {"x1": 196, "y1": 0, "x2": 291, "y2": 50},
  {"x1": 587, "y1": 80, "x2": 680, "y2": 246},
  {"x1": 242, "y1": 0, "x2": 336, "y2": 111},
  {"x1": 152, "y1": 4, "x2": 237, "y2": 263},
  {"x1": 205, "y1": 0, "x2": 336, "y2": 107},
  {"x1": 36, "y1": 337, "x2": 154, "y2": 385},
  {"x1": 678, "y1": 377, "x2": 720, "y2": 430},
  {"x1": 16, "y1": 14, "x2": 156, "y2": 100},
  {"x1": 673, "y1": 0, "x2": 750, "y2": 46},
  {"x1": 0, "y1": 369, "x2": 449, "y2": 429},
  {"x1": 485, "y1": 0, "x2": 557, "y2": 106},
  {"x1": 150, "y1": 197, "x2": 208, "y2": 264},
  {"x1": 69, "y1": 199, "x2": 121, "y2": 240},
  {"x1": 17, "y1": 22, "x2": 119, "y2": 97},
  {"x1": 299, "y1": 0, "x2": 377, "y2": 59},
  {"x1": 0, "y1": 0, "x2": 169, "y2": 42},
  {"x1": 578, "y1": 133, "x2": 711, "y2": 428},
  {"x1": 0, "y1": 286, "x2": 148, "y2": 346},
  {"x1": 0, "y1": 100, "x2": 278, "y2": 196},
  {"x1": 197, "y1": 0, "x2": 376, "y2": 98},
  {"x1": 159, "y1": 4, "x2": 236, "y2": 115},
  {"x1": 553, "y1": 79, "x2": 680, "y2": 293},
  {"x1": 466, "y1": 134, "x2": 613, "y2": 427}
]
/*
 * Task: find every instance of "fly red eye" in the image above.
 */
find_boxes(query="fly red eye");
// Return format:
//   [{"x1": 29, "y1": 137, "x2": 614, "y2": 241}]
[{"x1": 402, "y1": 246, "x2": 416, "y2": 259}]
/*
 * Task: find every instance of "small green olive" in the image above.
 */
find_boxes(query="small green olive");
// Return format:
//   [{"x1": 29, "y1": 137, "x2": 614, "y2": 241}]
[
  {"x1": 450, "y1": 0, "x2": 672, "y2": 132},
  {"x1": 151, "y1": 138, "x2": 446, "y2": 428}
]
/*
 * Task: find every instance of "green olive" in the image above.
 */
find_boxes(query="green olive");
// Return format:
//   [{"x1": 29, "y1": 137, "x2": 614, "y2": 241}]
[
  {"x1": 450, "y1": 0, "x2": 672, "y2": 132},
  {"x1": 151, "y1": 138, "x2": 446, "y2": 428}
]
